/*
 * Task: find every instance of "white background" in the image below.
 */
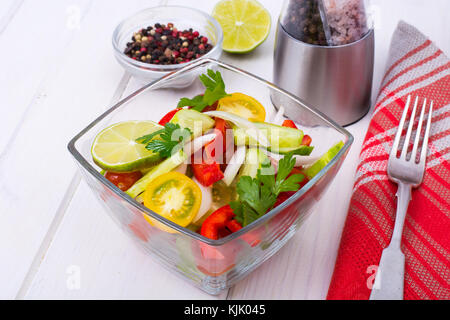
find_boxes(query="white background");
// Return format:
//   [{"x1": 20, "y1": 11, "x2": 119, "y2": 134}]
[{"x1": 0, "y1": 0, "x2": 449, "y2": 299}]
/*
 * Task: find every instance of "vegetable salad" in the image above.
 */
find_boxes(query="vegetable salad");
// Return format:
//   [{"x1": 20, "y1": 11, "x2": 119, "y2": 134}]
[{"x1": 91, "y1": 69, "x2": 343, "y2": 241}]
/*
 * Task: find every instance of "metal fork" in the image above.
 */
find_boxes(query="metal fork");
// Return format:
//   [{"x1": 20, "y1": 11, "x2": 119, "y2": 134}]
[{"x1": 369, "y1": 95, "x2": 434, "y2": 300}]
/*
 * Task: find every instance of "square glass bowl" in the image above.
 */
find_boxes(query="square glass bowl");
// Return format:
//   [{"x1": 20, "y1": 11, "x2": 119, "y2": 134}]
[{"x1": 68, "y1": 58, "x2": 353, "y2": 295}]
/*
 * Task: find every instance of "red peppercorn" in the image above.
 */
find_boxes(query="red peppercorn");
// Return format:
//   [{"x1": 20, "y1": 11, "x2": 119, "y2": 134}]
[
  {"x1": 140, "y1": 47, "x2": 147, "y2": 52},
  {"x1": 172, "y1": 50, "x2": 180, "y2": 58},
  {"x1": 155, "y1": 28, "x2": 163, "y2": 33},
  {"x1": 153, "y1": 60, "x2": 160, "y2": 64},
  {"x1": 180, "y1": 47, "x2": 189, "y2": 54},
  {"x1": 198, "y1": 44, "x2": 205, "y2": 51},
  {"x1": 167, "y1": 23, "x2": 174, "y2": 28},
  {"x1": 187, "y1": 35, "x2": 194, "y2": 41},
  {"x1": 202, "y1": 37, "x2": 208, "y2": 44},
  {"x1": 193, "y1": 31, "x2": 199, "y2": 37},
  {"x1": 172, "y1": 31, "x2": 178, "y2": 37}
]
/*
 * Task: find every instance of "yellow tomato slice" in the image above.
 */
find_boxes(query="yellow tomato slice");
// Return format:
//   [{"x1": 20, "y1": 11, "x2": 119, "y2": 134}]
[
  {"x1": 143, "y1": 172, "x2": 201, "y2": 229},
  {"x1": 217, "y1": 93, "x2": 266, "y2": 122}
]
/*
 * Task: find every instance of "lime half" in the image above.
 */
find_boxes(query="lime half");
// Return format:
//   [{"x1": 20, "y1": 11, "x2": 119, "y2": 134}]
[
  {"x1": 212, "y1": 0, "x2": 271, "y2": 53},
  {"x1": 91, "y1": 121, "x2": 163, "y2": 172}
]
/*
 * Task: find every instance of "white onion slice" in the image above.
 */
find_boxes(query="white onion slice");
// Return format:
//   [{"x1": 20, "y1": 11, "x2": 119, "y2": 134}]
[
  {"x1": 204, "y1": 111, "x2": 270, "y2": 147},
  {"x1": 272, "y1": 106, "x2": 285, "y2": 125},
  {"x1": 262, "y1": 150, "x2": 320, "y2": 167},
  {"x1": 192, "y1": 178, "x2": 213, "y2": 223},
  {"x1": 183, "y1": 133, "x2": 216, "y2": 156},
  {"x1": 223, "y1": 146, "x2": 246, "y2": 186}
]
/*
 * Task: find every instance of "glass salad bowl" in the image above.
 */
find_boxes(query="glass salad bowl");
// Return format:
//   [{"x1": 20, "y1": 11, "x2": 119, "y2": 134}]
[{"x1": 68, "y1": 58, "x2": 353, "y2": 295}]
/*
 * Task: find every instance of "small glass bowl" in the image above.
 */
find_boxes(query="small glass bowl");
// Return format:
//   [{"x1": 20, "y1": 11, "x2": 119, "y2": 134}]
[
  {"x1": 68, "y1": 59, "x2": 353, "y2": 295},
  {"x1": 112, "y1": 6, "x2": 223, "y2": 87}
]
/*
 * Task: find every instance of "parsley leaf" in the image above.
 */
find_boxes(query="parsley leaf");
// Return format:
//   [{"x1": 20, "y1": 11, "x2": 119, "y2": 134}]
[
  {"x1": 177, "y1": 69, "x2": 230, "y2": 112},
  {"x1": 136, "y1": 123, "x2": 191, "y2": 158},
  {"x1": 231, "y1": 153, "x2": 306, "y2": 227},
  {"x1": 230, "y1": 201, "x2": 259, "y2": 227},
  {"x1": 273, "y1": 152, "x2": 302, "y2": 194},
  {"x1": 178, "y1": 95, "x2": 208, "y2": 111},
  {"x1": 236, "y1": 176, "x2": 276, "y2": 217}
]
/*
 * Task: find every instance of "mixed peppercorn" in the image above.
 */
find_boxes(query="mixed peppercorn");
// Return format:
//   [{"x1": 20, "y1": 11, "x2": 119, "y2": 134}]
[
  {"x1": 282, "y1": 0, "x2": 369, "y2": 46},
  {"x1": 282, "y1": 0, "x2": 328, "y2": 46},
  {"x1": 124, "y1": 23, "x2": 213, "y2": 65}
]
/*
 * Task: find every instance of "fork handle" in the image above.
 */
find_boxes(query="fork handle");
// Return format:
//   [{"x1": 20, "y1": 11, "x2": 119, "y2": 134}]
[{"x1": 369, "y1": 182, "x2": 411, "y2": 300}]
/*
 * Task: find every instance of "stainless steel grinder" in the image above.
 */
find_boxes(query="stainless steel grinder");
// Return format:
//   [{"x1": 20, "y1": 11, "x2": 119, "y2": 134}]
[{"x1": 272, "y1": 0, "x2": 374, "y2": 126}]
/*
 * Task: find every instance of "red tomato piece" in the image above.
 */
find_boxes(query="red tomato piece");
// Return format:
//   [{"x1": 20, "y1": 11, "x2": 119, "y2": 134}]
[
  {"x1": 105, "y1": 171, "x2": 143, "y2": 191},
  {"x1": 204, "y1": 118, "x2": 229, "y2": 163},
  {"x1": 192, "y1": 162, "x2": 224, "y2": 187},
  {"x1": 158, "y1": 109, "x2": 181, "y2": 126},
  {"x1": 282, "y1": 119, "x2": 298, "y2": 129},
  {"x1": 200, "y1": 205, "x2": 235, "y2": 240},
  {"x1": 225, "y1": 219, "x2": 242, "y2": 233},
  {"x1": 302, "y1": 134, "x2": 312, "y2": 146},
  {"x1": 199, "y1": 205, "x2": 236, "y2": 260}
]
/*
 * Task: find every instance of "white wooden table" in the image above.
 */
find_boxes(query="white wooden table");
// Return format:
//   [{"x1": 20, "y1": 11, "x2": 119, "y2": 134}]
[{"x1": 0, "y1": 0, "x2": 449, "y2": 300}]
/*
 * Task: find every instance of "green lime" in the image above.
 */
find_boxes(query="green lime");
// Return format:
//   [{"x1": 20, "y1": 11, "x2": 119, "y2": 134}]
[
  {"x1": 91, "y1": 121, "x2": 163, "y2": 173},
  {"x1": 212, "y1": 0, "x2": 271, "y2": 53}
]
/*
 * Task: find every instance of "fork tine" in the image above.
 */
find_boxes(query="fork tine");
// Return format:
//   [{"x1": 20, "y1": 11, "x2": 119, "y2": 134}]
[
  {"x1": 400, "y1": 96, "x2": 419, "y2": 159},
  {"x1": 392, "y1": 95, "x2": 411, "y2": 158},
  {"x1": 420, "y1": 101, "x2": 433, "y2": 165},
  {"x1": 411, "y1": 98, "x2": 427, "y2": 162}
]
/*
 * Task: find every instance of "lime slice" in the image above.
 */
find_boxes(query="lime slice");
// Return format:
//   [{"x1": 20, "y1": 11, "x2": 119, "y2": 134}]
[
  {"x1": 91, "y1": 121, "x2": 163, "y2": 172},
  {"x1": 212, "y1": 0, "x2": 271, "y2": 53}
]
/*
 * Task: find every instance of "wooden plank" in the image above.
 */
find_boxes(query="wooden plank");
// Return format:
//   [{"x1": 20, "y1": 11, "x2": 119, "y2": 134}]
[{"x1": 0, "y1": 0, "x2": 155, "y2": 299}]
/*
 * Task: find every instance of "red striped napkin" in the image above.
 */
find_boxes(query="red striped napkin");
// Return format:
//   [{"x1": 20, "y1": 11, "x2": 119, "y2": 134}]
[{"x1": 327, "y1": 21, "x2": 450, "y2": 300}]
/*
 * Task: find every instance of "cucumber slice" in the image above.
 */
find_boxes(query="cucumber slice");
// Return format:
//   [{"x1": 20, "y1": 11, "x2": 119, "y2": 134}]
[
  {"x1": 170, "y1": 109, "x2": 215, "y2": 137},
  {"x1": 126, "y1": 150, "x2": 187, "y2": 198},
  {"x1": 269, "y1": 145, "x2": 314, "y2": 156},
  {"x1": 233, "y1": 122, "x2": 304, "y2": 150},
  {"x1": 239, "y1": 148, "x2": 270, "y2": 179},
  {"x1": 304, "y1": 141, "x2": 344, "y2": 179}
]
